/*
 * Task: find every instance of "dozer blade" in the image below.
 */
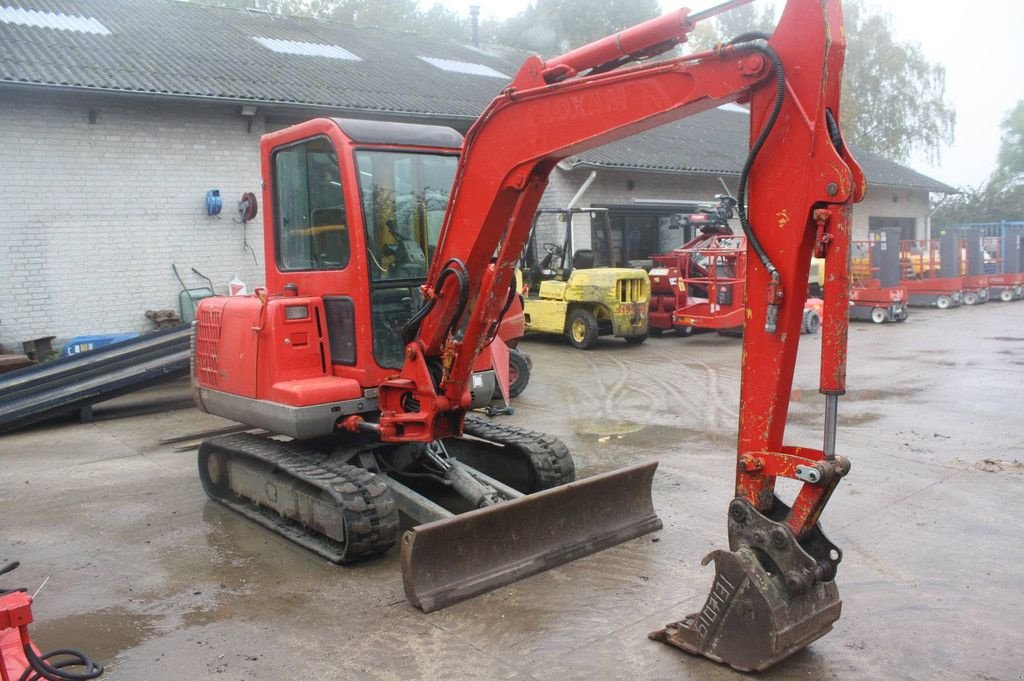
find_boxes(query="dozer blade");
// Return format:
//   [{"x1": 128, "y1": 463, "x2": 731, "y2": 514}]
[
  {"x1": 401, "y1": 460, "x2": 661, "y2": 612},
  {"x1": 650, "y1": 498, "x2": 842, "y2": 672}
]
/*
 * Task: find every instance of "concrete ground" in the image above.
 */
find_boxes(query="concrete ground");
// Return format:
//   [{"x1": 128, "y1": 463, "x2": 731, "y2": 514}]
[{"x1": 2, "y1": 302, "x2": 1022, "y2": 680}]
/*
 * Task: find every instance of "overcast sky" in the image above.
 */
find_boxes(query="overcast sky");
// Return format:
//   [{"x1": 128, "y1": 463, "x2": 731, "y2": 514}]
[{"x1": 431, "y1": 0, "x2": 1024, "y2": 189}]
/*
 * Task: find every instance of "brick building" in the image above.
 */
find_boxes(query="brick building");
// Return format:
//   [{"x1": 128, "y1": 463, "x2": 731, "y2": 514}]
[{"x1": 0, "y1": 0, "x2": 954, "y2": 345}]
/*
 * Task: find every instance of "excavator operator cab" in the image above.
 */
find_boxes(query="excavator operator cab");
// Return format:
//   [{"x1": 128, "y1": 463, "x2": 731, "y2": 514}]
[{"x1": 260, "y1": 117, "x2": 462, "y2": 376}]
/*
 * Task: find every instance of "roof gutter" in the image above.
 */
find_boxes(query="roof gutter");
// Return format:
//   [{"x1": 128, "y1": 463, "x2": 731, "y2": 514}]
[{"x1": 0, "y1": 80, "x2": 480, "y2": 126}]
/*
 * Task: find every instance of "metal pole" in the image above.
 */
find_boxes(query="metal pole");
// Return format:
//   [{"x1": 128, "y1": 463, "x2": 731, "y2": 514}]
[{"x1": 823, "y1": 394, "x2": 838, "y2": 459}]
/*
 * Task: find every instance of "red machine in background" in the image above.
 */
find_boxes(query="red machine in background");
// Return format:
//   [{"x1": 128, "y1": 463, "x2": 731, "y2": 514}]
[
  {"x1": 984, "y1": 231, "x2": 1024, "y2": 301},
  {"x1": 954, "y1": 227, "x2": 990, "y2": 305},
  {"x1": 846, "y1": 228, "x2": 909, "y2": 323},
  {"x1": 900, "y1": 238, "x2": 964, "y2": 308},
  {"x1": 191, "y1": 0, "x2": 862, "y2": 671},
  {"x1": 650, "y1": 209, "x2": 823, "y2": 337}
]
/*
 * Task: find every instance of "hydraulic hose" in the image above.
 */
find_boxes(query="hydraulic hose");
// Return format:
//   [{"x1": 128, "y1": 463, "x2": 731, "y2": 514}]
[
  {"x1": 1, "y1": 562, "x2": 104, "y2": 681},
  {"x1": 726, "y1": 31, "x2": 786, "y2": 285},
  {"x1": 19, "y1": 646, "x2": 104, "y2": 681},
  {"x1": 401, "y1": 258, "x2": 470, "y2": 344}
]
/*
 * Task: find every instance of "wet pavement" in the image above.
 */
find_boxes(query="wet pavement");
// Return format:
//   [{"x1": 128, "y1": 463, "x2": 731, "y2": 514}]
[{"x1": 2, "y1": 302, "x2": 1023, "y2": 680}]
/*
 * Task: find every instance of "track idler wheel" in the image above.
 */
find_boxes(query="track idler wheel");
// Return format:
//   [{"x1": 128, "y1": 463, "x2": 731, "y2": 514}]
[{"x1": 650, "y1": 498, "x2": 842, "y2": 672}]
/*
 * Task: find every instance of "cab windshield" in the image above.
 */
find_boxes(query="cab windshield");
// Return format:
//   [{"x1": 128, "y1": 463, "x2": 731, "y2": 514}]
[
  {"x1": 354, "y1": 150, "x2": 459, "y2": 367},
  {"x1": 355, "y1": 151, "x2": 458, "y2": 282}
]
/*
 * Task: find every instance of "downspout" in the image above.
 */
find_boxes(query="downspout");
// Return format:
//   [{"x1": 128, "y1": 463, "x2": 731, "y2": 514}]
[
  {"x1": 566, "y1": 171, "x2": 597, "y2": 260},
  {"x1": 566, "y1": 170, "x2": 597, "y2": 210}
]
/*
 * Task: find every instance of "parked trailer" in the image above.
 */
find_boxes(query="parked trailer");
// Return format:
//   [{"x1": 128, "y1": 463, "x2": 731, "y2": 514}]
[
  {"x1": 900, "y1": 236, "x2": 965, "y2": 309},
  {"x1": 849, "y1": 227, "x2": 908, "y2": 323}
]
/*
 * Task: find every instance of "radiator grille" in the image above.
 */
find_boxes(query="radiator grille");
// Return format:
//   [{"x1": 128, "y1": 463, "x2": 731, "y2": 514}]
[
  {"x1": 617, "y1": 278, "x2": 646, "y2": 303},
  {"x1": 195, "y1": 306, "x2": 222, "y2": 388}
]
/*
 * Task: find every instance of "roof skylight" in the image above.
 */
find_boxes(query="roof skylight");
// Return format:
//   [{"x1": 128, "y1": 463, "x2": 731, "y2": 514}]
[
  {"x1": 0, "y1": 6, "x2": 110, "y2": 34},
  {"x1": 253, "y1": 37, "x2": 361, "y2": 61},
  {"x1": 418, "y1": 57, "x2": 508, "y2": 79}
]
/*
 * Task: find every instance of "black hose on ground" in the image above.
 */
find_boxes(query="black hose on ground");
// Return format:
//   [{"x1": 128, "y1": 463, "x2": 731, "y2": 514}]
[
  {"x1": 19, "y1": 646, "x2": 104, "y2": 681},
  {"x1": 1, "y1": 562, "x2": 104, "y2": 681}
]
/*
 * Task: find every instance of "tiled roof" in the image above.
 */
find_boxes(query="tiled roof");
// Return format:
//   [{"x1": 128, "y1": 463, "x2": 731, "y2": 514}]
[
  {"x1": 0, "y1": 0, "x2": 526, "y2": 118},
  {"x1": 0, "y1": 1, "x2": 954, "y2": 193},
  {"x1": 563, "y1": 107, "x2": 957, "y2": 194}
]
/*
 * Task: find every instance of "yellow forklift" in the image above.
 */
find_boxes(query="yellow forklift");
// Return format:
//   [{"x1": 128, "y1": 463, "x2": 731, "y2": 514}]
[{"x1": 521, "y1": 208, "x2": 649, "y2": 349}]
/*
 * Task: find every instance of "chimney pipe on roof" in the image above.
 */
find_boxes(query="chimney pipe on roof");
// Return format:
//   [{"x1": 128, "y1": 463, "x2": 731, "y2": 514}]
[{"x1": 470, "y1": 5, "x2": 480, "y2": 47}]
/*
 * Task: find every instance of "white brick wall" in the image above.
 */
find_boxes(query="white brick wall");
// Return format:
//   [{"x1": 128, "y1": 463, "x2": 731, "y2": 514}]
[{"x1": 0, "y1": 90, "x2": 266, "y2": 347}]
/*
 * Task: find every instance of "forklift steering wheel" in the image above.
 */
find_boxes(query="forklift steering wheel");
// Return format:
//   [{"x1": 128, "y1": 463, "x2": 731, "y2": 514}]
[{"x1": 542, "y1": 242, "x2": 564, "y2": 256}]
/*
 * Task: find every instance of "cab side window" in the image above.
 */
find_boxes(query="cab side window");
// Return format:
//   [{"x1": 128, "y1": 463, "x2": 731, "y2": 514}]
[{"x1": 273, "y1": 137, "x2": 350, "y2": 271}]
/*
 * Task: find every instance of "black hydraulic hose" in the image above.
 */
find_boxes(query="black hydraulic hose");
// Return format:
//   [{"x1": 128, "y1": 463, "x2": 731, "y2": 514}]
[
  {"x1": 826, "y1": 108, "x2": 844, "y2": 154},
  {"x1": 487, "y1": 281, "x2": 518, "y2": 341},
  {"x1": 726, "y1": 31, "x2": 786, "y2": 284},
  {"x1": 1, "y1": 562, "x2": 103, "y2": 681},
  {"x1": 401, "y1": 258, "x2": 470, "y2": 345},
  {"x1": 19, "y1": 646, "x2": 104, "y2": 681}
]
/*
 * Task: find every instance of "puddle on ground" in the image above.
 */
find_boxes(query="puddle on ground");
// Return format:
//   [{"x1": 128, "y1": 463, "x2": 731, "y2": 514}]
[
  {"x1": 574, "y1": 420, "x2": 730, "y2": 449},
  {"x1": 30, "y1": 608, "x2": 162, "y2": 663},
  {"x1": 575, "y1": 420, "x2": 647, "y2": 437}
]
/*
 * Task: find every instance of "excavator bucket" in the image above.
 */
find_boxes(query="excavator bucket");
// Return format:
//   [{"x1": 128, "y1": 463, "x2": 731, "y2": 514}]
[
  {"x1": 650, "y1": 498, "x2": 843, "y2": 671},
  {"x1": 401, "y1": 461, "x2": 661, "y2": 612}
]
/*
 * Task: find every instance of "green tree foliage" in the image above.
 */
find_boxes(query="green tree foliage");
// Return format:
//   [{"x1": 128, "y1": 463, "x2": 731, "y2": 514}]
[
  {"x1": 215, "y1": 0, "x2": 659, "y2": 55},
  {"x1": 995, "y1": 100, "x2": 1024, "y2": 187},
  {"x1": 841, "y1": 2, "x2": 954, "y2": 164},
  {"x1": 687, "y1": 1, "x2": 954, "y2": 165},
  {"x1": 934, "y1": 101, "x2": 1024, "y2": 223}
]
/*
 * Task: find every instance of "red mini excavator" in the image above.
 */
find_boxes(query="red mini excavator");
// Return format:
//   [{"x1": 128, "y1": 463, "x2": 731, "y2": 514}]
[{"x1": 192, "y1": 0, "x2": 863, "y2": 671}]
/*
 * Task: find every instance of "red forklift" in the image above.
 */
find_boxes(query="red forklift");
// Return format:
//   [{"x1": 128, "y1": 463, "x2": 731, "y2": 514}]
[
  {"x1": 846, "y1": 227, "x2": 909, "y2": 323},
  {"x1": 900, "y1": 234, "x2": 965, "y2": 309}
]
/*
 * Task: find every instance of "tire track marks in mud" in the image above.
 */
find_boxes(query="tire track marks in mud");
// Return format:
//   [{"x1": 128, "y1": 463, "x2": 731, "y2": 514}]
[{"x1": 568, "y1": 346, "x2": 741, "y2": 435}]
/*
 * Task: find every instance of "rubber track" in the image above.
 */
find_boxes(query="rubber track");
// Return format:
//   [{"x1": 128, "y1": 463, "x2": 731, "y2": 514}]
[
  {"x1": 200, "y1": 433, "x2": 399, "y2": 563},
  {"x1": 462, "y1": 414, "x2": 575, "y2": 491}
]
